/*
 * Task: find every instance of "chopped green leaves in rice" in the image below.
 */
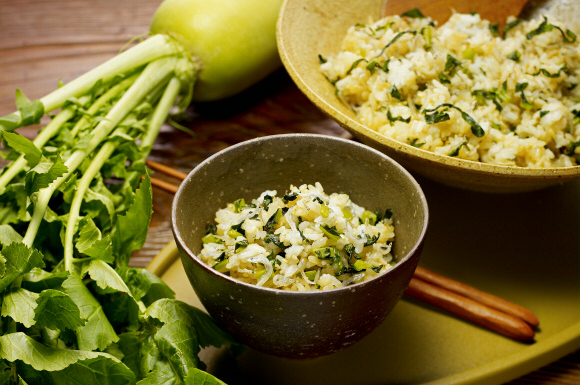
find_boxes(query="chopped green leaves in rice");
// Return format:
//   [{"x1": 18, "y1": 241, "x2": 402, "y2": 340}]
[
  {"x1": 200, "y1": 183, "x2": 396, "y2": 291},
  {"x1": 320, "y1": 12, "x2": 580, "y2": 167}
]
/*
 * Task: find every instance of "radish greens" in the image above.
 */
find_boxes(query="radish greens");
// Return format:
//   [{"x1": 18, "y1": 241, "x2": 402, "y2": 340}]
[
  {"x1": 0, "y1": 0, "x2": 285, "y2": 381},
  {"x1": 0, "y1": 68, "x2": 241, "y2": 381}
]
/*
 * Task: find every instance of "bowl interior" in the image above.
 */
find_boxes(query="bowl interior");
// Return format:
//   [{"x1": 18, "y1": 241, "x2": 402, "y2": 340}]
[
  {"x1": 171, "y1": 134, "x2": 428, "y2": 357},
  {"x1": 276, "y1": 0, "x2": 580, "y2": 193}
]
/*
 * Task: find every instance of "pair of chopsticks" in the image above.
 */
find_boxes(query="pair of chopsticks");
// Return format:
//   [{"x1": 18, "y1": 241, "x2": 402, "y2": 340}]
[
  {"x1": 407, "y1": 266, "x2": 538, "y2": 341},
  {"x1": 146, "y1": 159, "x2": 539, "y2": 341}
]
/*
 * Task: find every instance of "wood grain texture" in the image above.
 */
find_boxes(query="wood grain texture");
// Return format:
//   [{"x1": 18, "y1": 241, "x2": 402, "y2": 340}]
[{"x1": 0, "y1": 0, "x2": 578, "y2": 382}]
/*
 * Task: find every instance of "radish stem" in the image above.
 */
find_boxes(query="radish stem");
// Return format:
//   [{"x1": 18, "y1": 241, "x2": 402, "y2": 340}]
[
  {"x1": 23, "y1": 56, "x2": 190, "y2": 247},
  {"x1": 52, "y1": 35, "x2": 180, "y2": 115},
  {"x1": 139, "y1": 76, "x2": 184, "y2": 153},
  {"x1": 63, "y1": 137, "x2": 119, "y2": 272},
  {"x1": 63, "y1": 75, "x2": 183, "y2": 272}
]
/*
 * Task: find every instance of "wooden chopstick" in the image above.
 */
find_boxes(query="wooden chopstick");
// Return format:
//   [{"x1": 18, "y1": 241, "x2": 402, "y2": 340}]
[
  {"x1": 413, "y1": 266, "x2": 539, "y2": 328},
  {"x1": 147, "y1": 160, "x2": 189, "y2": 194},
  {"x1": 149, "y1": 176, "x2": 180, "y2": 194},
  {"x1": 147, "y1": 160, "x2": 539, "y2": 341},
  {"x1": 147, "y1": 160, "x2": 189, "y2": 181},
  {"x1": 405, "y1": 277, "x2": 535, "y2": 341}
]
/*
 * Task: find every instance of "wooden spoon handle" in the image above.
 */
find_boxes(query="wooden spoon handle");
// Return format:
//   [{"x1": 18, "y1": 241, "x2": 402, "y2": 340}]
[{"x1": 381, "y1": 0, "x2": 529, "y2": 25}]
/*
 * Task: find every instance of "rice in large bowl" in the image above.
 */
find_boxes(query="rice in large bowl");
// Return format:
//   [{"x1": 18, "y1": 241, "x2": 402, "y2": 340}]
[{"x1": 320, "y1": 12, "x2": 580, "y2": 168}]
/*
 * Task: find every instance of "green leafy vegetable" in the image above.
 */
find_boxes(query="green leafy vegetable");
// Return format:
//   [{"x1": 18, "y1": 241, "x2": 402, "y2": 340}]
[
  {"x1": 234, "y1": 239, "x2": 249, "y2": 253},
  {"x1": 313, "y1": 246, "x2": 347, "y2": 276},
  {"x1": 346, "y1": 58, "x2": 368, "y2": 75},
  {"x1": 462, "y1": 47, "x2": 476, "y2": 60},
  {"x1": 378, "y1": 208, "x2": 393, "y2": 221},
  {"x1": 264, "y1": 207, "x2": 285, "y2": 232},
  {"x1": 0, "y1": 243, "x2": 45, "y2": 292},
  {"x1": 261, "y1": 194, "x2": 273, "y2": 211},
  {"x1": 373, "y1": 30, "x2": 417, "y2": 58},
  {"x1": 34, "y1": 289, "x2": 86, "y2": 331},
  {"x1": 353, "y1": 259, "x2": 373, "y2": 271},
  {"x1": 506, "y1": 50, "x2": 521, "y2": 62},
  {"x1": 410, "y1": 138, "x2": 425, "y2": 148},
  {"x1": 304, "y1": 270, "x2": 317, "y2": 281},
  {"x1": 0, "y1": 1, "x2": 259, "y2": 380},
  {"x1": 320, "y1": 225, "x2": 343, "y2": 241},
  {"x1": 342, "y1": 243, "x2": 383, "y2": 274},
  {"x1": 444, "y1": 54, "x2": 462, "y2": 74},
  {"x1": 364, "y1": 234, "x2": 380, "y2": 247},
  {"x1": 530, "y1": 64, "x2": 568, "y2": 78},
  {"x1": 366, "y1": 60, "x2": 390, "y2": 74},
  {"x1": 421, "y1": 25, "x2": 433, "y2": 50},
  {"x1": 526, "y1": 16, "x2": 577, "y2": 43},
  {"x1": 401, "y1": 8, "x2": 425, "y2": 18},
  {"x1": 496, "y1": 81, "x2": 511, "y2": 103},
  {"x1": 389, "y1": 85, "x2": 404, "y2": 101},
  {"x1": 502, "y1": 18, "x2": 521, "y2": 38},
  {"x1": 202, "y1": 234, "x2": 223, "y2": 244},
  {"x1": 573, "y1": 109, "x2": 580, "y2": 125},
  {"x1": 472, "y1": 89, "x2": 503, "y2": 111},
  {"x1": 424, "y1": 109, "x2": 451, "y2": 124},
  {"x1": 386, "y1": 109, "x2": 411, "y2": 125},
  {"x1": 361, "y1": 210, "x2": 378, "y2": 225},
  {"x1": 516, "y1": 82, "x2": 534, "y2": 110},
  {"x1": 449, "y1": 141, "x2": 468, "y2": 156},
  {"x1": 229, "y1": 223, "x2": 246, "y2": 238},
  {"x1": 0, "y1": 332, "x2": 125, "y2": 373},
  {"x1": 11, "y1": 89, "x2": 45, "y2": 129},
  {"x1": 265, "y1": 233, "x2": 286, "y2": 249},
  {"x1": 438, "y1": 73, "x2": 451, "y2": 84},
  {"x1": 561, "y1": 139, "x2": 580, "y2": 159},
  {"x1": 137, "y1": 299, "x2": 239, "y2": 383},
  {"x1": 1, "y1": 288, "x2": 39, "y2": 329},
  {"x1": 283, "y1": 192, "x2": 298, "y2": 202},
  {"x1": 232, "y1": 198, "x2": 245, "y2": 213},
  {"x1": 438, "y1": 54, "x2": 462, "y2": 83},
  {"x1": 423, "y1": 103, "x2": 485, "y2": 137},
  {"x1": 2, "y1": 132, "x2": 42, "y2": 168}
]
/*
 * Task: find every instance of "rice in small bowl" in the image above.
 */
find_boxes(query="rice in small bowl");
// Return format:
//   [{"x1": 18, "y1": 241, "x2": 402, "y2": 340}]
[{"x1": 200, "y1": 182, "x2": 396, "y2": 291}]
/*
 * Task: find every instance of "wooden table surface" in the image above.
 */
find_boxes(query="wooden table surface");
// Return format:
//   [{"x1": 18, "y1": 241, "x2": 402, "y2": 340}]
[{"x1": 1, "y1": 0, "x2": 579, "y2": 383}]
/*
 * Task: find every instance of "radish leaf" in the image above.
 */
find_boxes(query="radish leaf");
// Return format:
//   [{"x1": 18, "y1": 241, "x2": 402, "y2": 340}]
[
  {"x1": 1, "y1": 288, "x2": 39, "y2": 328},
  {"x1": 34, "y1": 289, "x2": 86, "y2": 331},
  {"x1": 2, "y1": 132, "x2": 42, "y2": 168}
]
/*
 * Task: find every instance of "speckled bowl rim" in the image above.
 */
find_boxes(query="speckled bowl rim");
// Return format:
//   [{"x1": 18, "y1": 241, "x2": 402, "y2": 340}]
[
  {"x1": 275, "y1": 0, "x2": 580, "y2": 182},
  {"x1": 171, "y1": 133, "x2": 429, "y2": 297}
]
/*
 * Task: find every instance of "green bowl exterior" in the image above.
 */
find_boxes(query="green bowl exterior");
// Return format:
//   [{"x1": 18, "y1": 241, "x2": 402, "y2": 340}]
[
  {"x1": 171, "y1": 134, "x2": 428, "y2": 358},
  {"x1": 275, "y1": 0, "x2": 580, "y2": 193}
]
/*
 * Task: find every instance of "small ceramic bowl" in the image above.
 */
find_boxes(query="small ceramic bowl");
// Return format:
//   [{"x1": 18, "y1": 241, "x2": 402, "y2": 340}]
[
  {"x1": 171, "y1": 134, "x2": 428, "y2": 358},
  {"x1": 276, "y1": 0, "x2": 580, "y2": 193}
]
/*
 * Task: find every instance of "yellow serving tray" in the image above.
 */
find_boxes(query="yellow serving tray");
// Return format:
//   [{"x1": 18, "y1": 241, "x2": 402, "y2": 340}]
[{"x1": 148, "y1": 177, "x2": 580, "y2": 385}]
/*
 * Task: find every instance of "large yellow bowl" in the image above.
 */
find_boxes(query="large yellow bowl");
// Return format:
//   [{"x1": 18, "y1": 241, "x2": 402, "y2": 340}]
[{"x1": 276, "y1": 0, "x2": 580, "y2": 193}]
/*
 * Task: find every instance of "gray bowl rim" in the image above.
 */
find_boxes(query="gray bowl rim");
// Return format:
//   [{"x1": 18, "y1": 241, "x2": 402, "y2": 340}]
[{"x1": 171, "y1": 133, "x2": 429, "y2": 296}]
